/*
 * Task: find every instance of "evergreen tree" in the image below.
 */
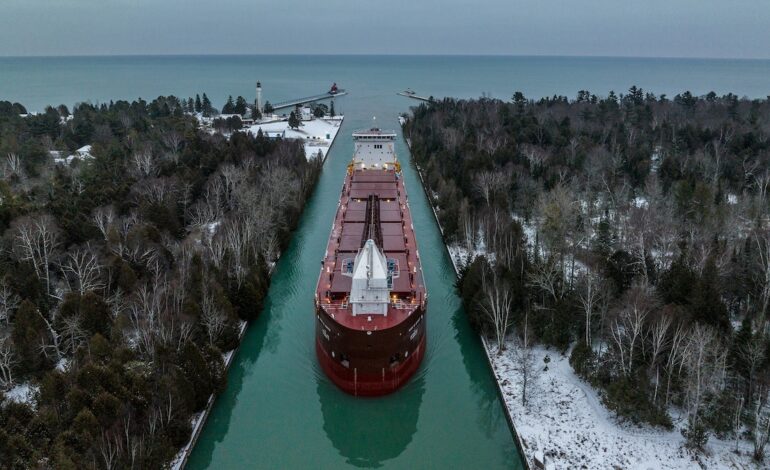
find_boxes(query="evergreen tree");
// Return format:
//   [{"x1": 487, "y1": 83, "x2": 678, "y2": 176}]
[
  {"x1": 194, "y1": 94, "x2": 202, "y2": 113},
  {"x1": 288, "y1": 111, "x2": 300, "y2": 129},
  {"x1": 202, "y1": 93, "x2": 213, "y2": 117},
  {"x1": 659, "y1": 252, "x2": 696, "y2": 305},
  {"x1": 252, "y1": 101, "x2": 262, "y2": 120},
  {"x1": 11, "y1": 300, "x2": 49, "y2": 373},
  {"x1": 179, "y1": 342, "x2": 214, "y2": 410},
  {"x1": 329, "y1": 100, "x2": 335, "y2": 117},
  {"x1": 689, "y1": 257, "x2": 730, "y2": 331},
  {"x1": 234, "y1": 96, "x2": 248, "y2": 115},
  {"x1": 222, "y1": 95, "x2": 235, "y2": 114},
  {"x1": 263, "y1": 101, "x2": 274, "y2": 114}
]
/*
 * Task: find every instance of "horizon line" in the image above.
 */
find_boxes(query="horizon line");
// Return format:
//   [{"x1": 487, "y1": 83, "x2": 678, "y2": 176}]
[{"x1": 2, "y1": 52, "x2": 770, "y2": 62}]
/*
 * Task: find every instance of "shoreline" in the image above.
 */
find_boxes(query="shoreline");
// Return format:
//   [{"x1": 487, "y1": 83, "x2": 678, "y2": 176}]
[
  {"x1": 172, "y1": 116, "x2": 344, "y2": 470},
  {"x1": 247, "y1": 115, "x2": 344, "y2": 163},
  {"x1": 400, "y1": 119, "x2": 532, "y2": 469}
]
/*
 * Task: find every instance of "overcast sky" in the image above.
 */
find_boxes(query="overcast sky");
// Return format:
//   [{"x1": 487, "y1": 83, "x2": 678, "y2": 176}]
[{"x1": 1, "y1": 0, "x2": 768, "y2": 59}]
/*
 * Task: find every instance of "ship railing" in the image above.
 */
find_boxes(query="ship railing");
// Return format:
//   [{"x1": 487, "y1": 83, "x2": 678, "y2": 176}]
[
  {"x1": 391, "y1": 300, "x2": 415, "y2": 310},
  {"x1": 320, "y1": 301, "x2": 349, "y2": 310}
]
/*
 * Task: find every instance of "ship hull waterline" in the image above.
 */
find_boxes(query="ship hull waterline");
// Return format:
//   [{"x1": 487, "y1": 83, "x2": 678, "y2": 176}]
[{"x1": 315, "y1": 314, "x2": 426, "y2": 397}]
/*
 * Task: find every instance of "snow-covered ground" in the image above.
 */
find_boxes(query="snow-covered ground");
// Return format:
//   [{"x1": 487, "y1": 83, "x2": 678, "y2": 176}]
[
  {"x1": 247, "y1": 116, "x2": 343, "y2": 161},
  {"x1": 488, "y1": 342, "x2": 758, "y2": 469},
  {"x1": 442, "y1": 225, "x2": 758, "y2": 469},
  {"x1": 3, "y1": 382, "x2": 38, "y2": 406},
  {"x1": 169, "y1": 409, "x2": 207, "y2": 470},
  {"x1": 50, "y1": 145, "x2": 93, "y2": 165}
]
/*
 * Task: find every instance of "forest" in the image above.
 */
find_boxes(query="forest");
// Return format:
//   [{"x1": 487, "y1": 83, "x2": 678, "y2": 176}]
[
  {"x1": 404, "y1": 89, "x2": 770, "y2": 460},
  {"x1": 0, "y1": 95, "x2": 320, "y2": 468}
]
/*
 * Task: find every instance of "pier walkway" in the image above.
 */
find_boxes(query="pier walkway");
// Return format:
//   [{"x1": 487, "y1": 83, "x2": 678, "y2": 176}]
[
  {"x1": 272, "y1": 90, "x2": 348, "y2": 110},
  {"x1": 396, "y1": 91, "x2": 435, "y2": 103}
]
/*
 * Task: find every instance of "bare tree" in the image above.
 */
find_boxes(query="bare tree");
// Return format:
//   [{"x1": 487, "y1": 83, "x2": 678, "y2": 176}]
[
  {"x1": 162, "y1": 130, "x2": 183, "y2": 161},
  {"x1": 200, "y1": 283, "x2": 226, "y2": 346},
  {"x1": 513, "y1": 307, "x2": 540, "y2": 407},
  {"x1": 683, "y1": 324, "x2": 726, "y2": 427},
  {"x1": 0, "y1": 279, "x2": 20, "y2": 325},
  {"x1": 0, "y1": 336, "x2": 17, "y2": 388},
  {"x1": 60, "y1": 244, "x2": 104, "y2": 295},
  {"x1": 5, "y1": 152, "x2": 23, "y2": 176},
  {"x1": 754, "y1": 231, "x2": 770, "y2": 324},
  {"x1": 479, "y1": 268, "x2": 513, "y2": 354},
  {"x1": 474, "y1": 170, "x2": 508, "y2": 207},
  {"x1": 753, "y1": 389, "x2": 770, "y2": 462},
  {"x1": 131, "y1": 150, "x2": 155, "y2": 178},
  {"x1": 92, "y1": 205, "x2": 116, "y2": 241},
  {"x1": 739, "y1": 336, "x2": 766, "y2": 404},
  {"x1": 459, "y1": 200, "x2": 476, "y2": 253},
  {"x1": 627, "y1": 205, "x2": 652, "y2": 283},
  {"x1": 609, "y1": 284, "x2": 654, "y2": 376},
  {"x1": 60, "y1": 315, "x2": 87, "y2": 355},
  {"x1": 664, "y1": 321, "x2": 688, "y2": 407},
  {"x1": 12, "y1": 214, "x2": 61, "y2": 297},
  {"x1": 648, "y1": 315, "x2": 672, "y2": 403},
  {"x1": 576, "y1": 273, "x2": 602, "y2": 345},
  {"x1": 529, "y1": 258, "x2": 564, "y2": 304},
  {"x1": 98, "y1": 430, "x2": 121, "y2": 470}
]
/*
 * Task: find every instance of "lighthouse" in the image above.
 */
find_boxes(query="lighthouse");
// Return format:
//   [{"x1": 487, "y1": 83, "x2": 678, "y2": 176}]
[{"x1": 256, "y1": 81, "x2": 263, "y2": 115}]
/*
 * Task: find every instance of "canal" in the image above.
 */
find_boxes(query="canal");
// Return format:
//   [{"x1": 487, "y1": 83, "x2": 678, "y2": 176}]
[{"x1": 186, "y1": 111, "x2": 524, "y2": 469}]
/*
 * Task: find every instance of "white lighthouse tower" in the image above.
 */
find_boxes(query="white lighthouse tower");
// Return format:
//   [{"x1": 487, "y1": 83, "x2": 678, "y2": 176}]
[{"x1": 255, "y1": 81, "x2": 263, "y2": 115}]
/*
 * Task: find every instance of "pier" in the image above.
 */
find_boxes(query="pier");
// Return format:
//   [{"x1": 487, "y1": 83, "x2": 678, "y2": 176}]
[
  {"x1": 397, "y1": 90, "x2": 435, "y2": 103},
  {"x1": 271, "y1": 90, "x2": 347, "y2": 111}
]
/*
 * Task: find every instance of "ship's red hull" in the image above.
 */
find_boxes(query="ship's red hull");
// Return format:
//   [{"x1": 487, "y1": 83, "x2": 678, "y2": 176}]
[
  {"x1": 316, "y1": 329, "x2": 426, "y2": 397},
  {"x1": 315, "y1": 137, "x2": 427, "y2": 397}
]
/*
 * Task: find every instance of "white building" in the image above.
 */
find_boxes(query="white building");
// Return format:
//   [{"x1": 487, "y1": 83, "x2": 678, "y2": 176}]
[{"x1": 352, "y1": 128, "x2": 397, "y2": 168}]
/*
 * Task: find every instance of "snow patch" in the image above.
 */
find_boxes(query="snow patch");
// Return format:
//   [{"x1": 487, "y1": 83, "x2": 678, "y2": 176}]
[
  {"x1": 632, "y1": 196, "x2": 649, "y2": 208},
  {"x1": 169, "y1": 410, "x2": 207, "y2": 470},
  {"x1": 247, "y1": 116, "x2": 343, "y2": 161},
  {"x1": 487, "y1": 341, "x2": 757, "y2": 469},
  {"x1": 205, "y1": 221, "x2": 220, "y2": 236},
  {"x1": 55, "y1": 357, "x2": 71, "y2": 372},
  {"x1": 3, "y1": 382, "x2": 38, "y2": 406},
  {"x1": 51, "y1": 145, "x2": 94, "y2": 165}
]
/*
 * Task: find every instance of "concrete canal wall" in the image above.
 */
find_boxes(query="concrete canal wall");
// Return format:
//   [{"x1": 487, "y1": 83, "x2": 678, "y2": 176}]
[{"x1": 402, "y1": 120, "x2": 532, "y2": 470}]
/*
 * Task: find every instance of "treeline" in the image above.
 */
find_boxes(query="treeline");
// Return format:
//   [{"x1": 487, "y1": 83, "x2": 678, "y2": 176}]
[
  {"x1": 404, "y1": 90, "x2": 770, "y2": 460},
  {"x1": 0, "y1": 96, "x2": 320, "y2": 468}
]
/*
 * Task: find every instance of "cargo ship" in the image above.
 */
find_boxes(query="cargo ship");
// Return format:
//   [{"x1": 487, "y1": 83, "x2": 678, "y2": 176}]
[{"x1": 315, "y1": 127, "x2": 427, "y2": 396}]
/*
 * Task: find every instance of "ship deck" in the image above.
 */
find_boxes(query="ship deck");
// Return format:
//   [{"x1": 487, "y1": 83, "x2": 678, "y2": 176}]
[{"x1": 316, "y1": 168, "x2": 426, "y2": 330}]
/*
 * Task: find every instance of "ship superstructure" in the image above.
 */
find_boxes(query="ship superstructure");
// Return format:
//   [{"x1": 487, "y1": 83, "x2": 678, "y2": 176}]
[{"x1": 315, "y1": 127, "x2": 427, "y2": 396}]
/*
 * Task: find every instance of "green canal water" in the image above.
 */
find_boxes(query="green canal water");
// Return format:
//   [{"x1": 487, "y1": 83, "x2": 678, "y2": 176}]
[{"x1": 186, "y1": 113, "x2": 523, "y2": 469}]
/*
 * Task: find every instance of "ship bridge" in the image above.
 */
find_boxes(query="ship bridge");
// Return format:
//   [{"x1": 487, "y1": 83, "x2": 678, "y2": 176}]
[{"x1": 352, "y1": 128, "x2": 397, "y2": 169}]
